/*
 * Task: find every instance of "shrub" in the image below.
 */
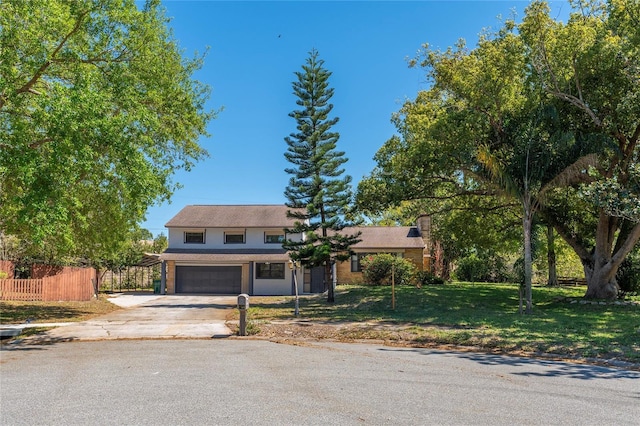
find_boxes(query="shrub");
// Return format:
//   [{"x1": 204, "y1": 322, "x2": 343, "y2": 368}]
[
  {"x1": 454, "y1": 252, "x2": 512, "y2": 283},
  {"x1": 617, "y1": 247, "x2": 640, "y2": 296},
  {"x1": 360, "y1": 254, "x2": 418, "y2": 286},
  {"x1": 416, "y1": 271, "x2": 445, "y2": 286}
]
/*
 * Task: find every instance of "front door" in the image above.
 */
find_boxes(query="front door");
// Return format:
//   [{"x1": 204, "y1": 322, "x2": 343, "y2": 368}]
[{"x1": 309, "y1": 266, "x2": 326, "y2": 293}]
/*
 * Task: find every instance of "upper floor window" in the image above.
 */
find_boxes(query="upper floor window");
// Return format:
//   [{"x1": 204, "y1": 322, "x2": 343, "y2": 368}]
[
  {"x1": 264, "y1": 231, "x2": 285, "y2": 244},
  {"x1": 225, "y1": 231, "x2": 245, "y2": 244},
  {"x1": 184, "y1": 231, "x2": 205, "y2": 244}
]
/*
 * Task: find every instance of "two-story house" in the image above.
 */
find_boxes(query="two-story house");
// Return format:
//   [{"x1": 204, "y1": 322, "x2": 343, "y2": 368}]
[{"x1": 161, "y1": 205, "x2": 430, "y2": 295}]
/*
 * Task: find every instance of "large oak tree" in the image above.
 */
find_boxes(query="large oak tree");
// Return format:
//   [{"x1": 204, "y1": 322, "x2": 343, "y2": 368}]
[
  {"x1": 0, "y1": 0, "x2": 214, "y2": 264},
  {"x1": 357, "y1": 0, "x2": 639, "y2": 301},
  {"x1": 520, "y1": 0, "x2": 639, "y2": 298}
]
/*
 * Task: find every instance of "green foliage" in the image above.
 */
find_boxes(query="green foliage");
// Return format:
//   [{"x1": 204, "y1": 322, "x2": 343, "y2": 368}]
[
  {"x1": 0, "y1": 0, "x2": 214, "y2": 265},
  {"x1": 151, "y1": 233, "x2": 169, "y2": 254},
  {"x1": 534, "y1": 224, "x2": 584, "y2": 279},
  {"x1": 282, "y1": 49, "x2": 360, "y2": 302},
  {"x1": 617, "y1": 246, "x2": 640, "y2": 295},
  {"x1": 0, "y1": 234, "x2": 24, "y2": 261},
  {"x1": 357, "y1": 0, "x2": 639, "y2": 300},
  {"x1": 454, "y1": 252, "x2": 513, "y2": 283},
  {"x1": 416, "y1": 270, "x2": 445, "y2": 286},
  {"x1": 581, "y1": 164, "x2": 640, "y2": 224},
  {"x1": 360, "y1": 254, "x2": 418, "y2": 286},
  {"x1": 244, "y1": 319, "x2": 262, "y2": 336},
  {"x1": 520, "y1": 0, "x2": 640, "y2": 298}
]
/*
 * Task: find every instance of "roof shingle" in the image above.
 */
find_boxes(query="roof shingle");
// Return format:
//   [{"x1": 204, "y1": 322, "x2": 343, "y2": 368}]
[
  {"x1": 345, "y1": 227, "x2": 424, "y2": 249},
  {"x1": 165, "y1": 205, "x2": 299, "y2": 228}
]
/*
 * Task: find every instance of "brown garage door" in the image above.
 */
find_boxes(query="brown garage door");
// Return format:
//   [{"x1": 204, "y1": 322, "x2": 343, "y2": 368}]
[{"x1": 175, "y1": 266, "x2": 242, "y2": 294}]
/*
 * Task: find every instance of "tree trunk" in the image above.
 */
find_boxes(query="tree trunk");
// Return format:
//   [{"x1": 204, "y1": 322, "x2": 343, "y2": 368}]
[
  {"x1": 548, "y1": 209, "x2": 640, "y2": 301},
  {"x1": 583, "y1": 255, "x2": 620, "y2": 300},
  {"x1": 583, "y1": 216, "x2": 640, "y2": 300},
  {"x1": 546, "y1": 225, "x2": 558, "y2": 286},
  {"x1": 523, "y1": 211, "x2": 534, "y2": 314},
  {"x1": 325, "y1": 262, "x2": 335, "y2": 303}
]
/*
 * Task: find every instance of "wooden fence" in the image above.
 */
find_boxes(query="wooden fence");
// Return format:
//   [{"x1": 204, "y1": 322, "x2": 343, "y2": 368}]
[
  {"x1": 0, "y1": 268, "x2": 96, "y2": 301},
  {"x1": 557, "y1": 276, "x2": 588, "y2": 286}
]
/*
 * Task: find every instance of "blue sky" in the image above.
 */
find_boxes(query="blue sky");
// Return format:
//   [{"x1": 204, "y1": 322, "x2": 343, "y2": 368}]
[{"x1": 143, "y1": 0, "x2": 570, "y2": 236}]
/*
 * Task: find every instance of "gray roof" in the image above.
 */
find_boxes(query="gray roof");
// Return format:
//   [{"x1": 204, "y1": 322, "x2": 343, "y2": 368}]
[
  {"x1": 345, "y1": 227, "x2": 424, "y2": 250},
  {"x1": 165, "y1": 205, "x2": 299, "y2": 228}
]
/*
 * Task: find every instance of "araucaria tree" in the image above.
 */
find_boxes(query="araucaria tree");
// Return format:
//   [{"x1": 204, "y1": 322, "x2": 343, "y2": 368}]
[
  {"x1": 283, "y1": 49, "x2": 360, "y2": 303},
  {"x1": 0, "y1": 0, "x2": 213, "y2": 265}
]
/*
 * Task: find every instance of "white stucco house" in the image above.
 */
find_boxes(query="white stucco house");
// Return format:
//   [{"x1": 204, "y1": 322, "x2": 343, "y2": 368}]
[{"x1": 161, "y1": 204, "x2": 430, "y2": 296}]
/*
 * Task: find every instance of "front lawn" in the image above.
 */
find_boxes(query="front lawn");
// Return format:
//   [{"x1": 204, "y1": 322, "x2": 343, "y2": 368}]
[
  {"x1": 245, "y1": 283, "x2": 640, "y2": 363},
  {"x1": 0, "y1": 295, "x2": 121, "y2": 324}
]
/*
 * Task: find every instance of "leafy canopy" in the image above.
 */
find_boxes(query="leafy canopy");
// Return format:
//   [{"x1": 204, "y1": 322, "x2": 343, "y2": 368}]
[
  {"x1": 357, "y1": 0, "x2": 639, "y2": 300},
  {"x1": 0, "y1": 0, "x2": 214, "y2": 263}
]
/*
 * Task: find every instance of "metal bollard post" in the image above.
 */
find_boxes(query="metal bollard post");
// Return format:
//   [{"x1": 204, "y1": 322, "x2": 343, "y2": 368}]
[{"x1": 237, "y1": 294, "x2": 250, "y2": 336}]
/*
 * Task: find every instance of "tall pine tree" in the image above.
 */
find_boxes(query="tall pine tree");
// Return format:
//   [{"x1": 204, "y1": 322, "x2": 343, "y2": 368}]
[{"x1": 283, "y1": 49, "x2": 360, "y2": 303}]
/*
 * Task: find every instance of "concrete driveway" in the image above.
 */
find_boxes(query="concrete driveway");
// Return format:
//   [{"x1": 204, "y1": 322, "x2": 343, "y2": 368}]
[{"x1": 14, "y1": 294, "x2": 236, "y2": 343}]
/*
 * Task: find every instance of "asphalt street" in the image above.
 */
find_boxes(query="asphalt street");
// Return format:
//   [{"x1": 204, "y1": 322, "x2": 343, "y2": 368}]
[{"x1": 1, "y1": 339, "x2": 638, "y2": 425}]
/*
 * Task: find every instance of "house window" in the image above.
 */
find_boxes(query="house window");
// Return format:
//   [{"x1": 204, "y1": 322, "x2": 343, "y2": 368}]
[
  {"x1": 184, "y1": 231, "x2": 205, "y2": 244},
  {"x1": 351, "y1": 253, "x2": 372, "y2": 272},
  {"x1": 224, "y1": 231, "x2": 245, "y2": 244},
  {"x1": 264, "y1": 232, "x2": 285, "y2": 244},
  {"x1": 256, "y1": 263, "x2": 285, "y2": 279}
]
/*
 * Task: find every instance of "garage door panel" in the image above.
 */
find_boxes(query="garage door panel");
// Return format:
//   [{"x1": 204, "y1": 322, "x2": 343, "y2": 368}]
[{"x1": 176, "y1": 266, "x2": 241, "y2": 294}]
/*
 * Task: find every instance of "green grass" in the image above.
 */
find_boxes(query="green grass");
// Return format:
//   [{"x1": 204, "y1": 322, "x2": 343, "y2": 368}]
[{"x1": 247, "y1": 283, "x2": 640, "y2": 362}]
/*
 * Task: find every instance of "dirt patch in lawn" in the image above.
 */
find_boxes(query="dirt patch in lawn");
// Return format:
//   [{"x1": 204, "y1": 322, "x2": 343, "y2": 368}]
[{"x1": 228, "y1": 319, "x2": 640, "y2": 372}]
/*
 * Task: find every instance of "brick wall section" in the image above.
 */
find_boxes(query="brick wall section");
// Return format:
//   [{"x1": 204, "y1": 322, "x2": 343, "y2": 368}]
[
  {"x1": 416, "y1": 215, "x2": 432, "y2": 273},
  {"x1": 423, "y1": 255, "x2": 432, "y2": 273},
  {"x1": 404, "y1": 248, "x2": 424, "y2": 270},
  {"x1": 166, "y1": 260, "x2": 175, "y2": 294},
  {"x1": 335, "y1": 260, "x2": 364, "y2": 285},
  {"x1": 335, "y1": 248, "x2": 426, "y2": 285}
]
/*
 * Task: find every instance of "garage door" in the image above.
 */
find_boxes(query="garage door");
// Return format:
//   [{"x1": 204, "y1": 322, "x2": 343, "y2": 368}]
[{"x1": 175, "y1": 266, "x2": 242, "y2": 294}]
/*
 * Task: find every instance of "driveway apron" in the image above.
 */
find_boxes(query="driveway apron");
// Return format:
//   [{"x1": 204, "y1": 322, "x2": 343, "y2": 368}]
[{"x1": 19, "y1": 295, "x2": 236, "y2": 342}]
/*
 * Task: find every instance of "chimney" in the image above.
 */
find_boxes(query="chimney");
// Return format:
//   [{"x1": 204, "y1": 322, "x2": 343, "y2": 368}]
[{"x1": 416, "y1": 215, "x2": 432, "y2": 272}]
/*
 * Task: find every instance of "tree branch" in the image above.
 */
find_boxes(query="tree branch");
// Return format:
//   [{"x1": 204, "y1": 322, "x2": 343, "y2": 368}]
[
  {"x1": 28, "y1": 138, "x2": 53, "y2": 149},
  {"x1": 610, "y1": 222, "x2": 640, "y2": 267},
  {"x1": 14, "y1": 9, "x2": 91, "y2": 100},
  {"x1": 572, "y1": 56, "x2": 584, "y2": 103},
  {"x1": 547, "y1": 90, "x2": 602, "y2": 127},
  {"x1": 539, "y1": 208, "x2": 592, "y2": 262},
  {"x1": 50, "y1": 49, "x2": 131, "y2": 65},
  {"x1": 630, "y1": 123, "x2": 640, "y2": 149},
  {"x1": 533, "y1": 32, "x2": 602, "y2": 127}
]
